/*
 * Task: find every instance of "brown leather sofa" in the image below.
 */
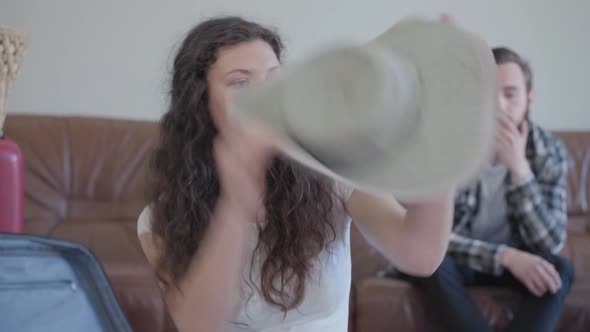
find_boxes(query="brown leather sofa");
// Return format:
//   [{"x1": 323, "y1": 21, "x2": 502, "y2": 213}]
[
  {"x1": 5, "y1": 115, "x2": 176, "y2": 332},
  {"x1": 5, "y1": 115, "x2": 590, "y2": 332}
]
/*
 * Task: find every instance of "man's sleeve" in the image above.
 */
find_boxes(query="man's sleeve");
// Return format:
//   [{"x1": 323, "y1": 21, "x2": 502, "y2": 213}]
[
  {"x1": 505, "y1": 137, "x2": 569, "y2": 254},
  {"x1": 447, "y1": 232, "x2": 507, "y2": 276}
]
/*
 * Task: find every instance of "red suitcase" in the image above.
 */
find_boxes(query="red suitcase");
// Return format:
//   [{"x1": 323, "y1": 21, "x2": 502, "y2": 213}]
[{"x1": 0, "y1": 132, "x2": 24, "y2": 233}]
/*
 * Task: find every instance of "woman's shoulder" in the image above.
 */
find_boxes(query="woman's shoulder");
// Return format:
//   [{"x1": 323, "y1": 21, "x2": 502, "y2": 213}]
[
  {"x1": 136, "y1": 205, "x2": 163, "y2": 276},
  {"x1": 137, "y1": 205, "x2": 154, "y2": 235},
  {"x1": 137, "y1": 182, "x2": 354, "y2": 236},
  {"x1": 333, "y1": 180, "x2": 354, "y2": 203}
]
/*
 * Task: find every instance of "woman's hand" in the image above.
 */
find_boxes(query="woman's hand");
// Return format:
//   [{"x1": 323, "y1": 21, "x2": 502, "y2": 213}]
[{"x1": 214, "y1": 120, "x2": 280, "y2": 222}]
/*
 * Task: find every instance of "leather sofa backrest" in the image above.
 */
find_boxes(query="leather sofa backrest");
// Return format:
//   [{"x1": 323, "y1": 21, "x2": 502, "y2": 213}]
[{"x1": 5, "y1": 115, "x2": 158, "y2": 234}]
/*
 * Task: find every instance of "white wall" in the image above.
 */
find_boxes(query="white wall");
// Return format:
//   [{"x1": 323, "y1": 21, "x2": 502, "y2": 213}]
[{"x1": 1, "y1": 0, "x2": 588, "y2": 129}]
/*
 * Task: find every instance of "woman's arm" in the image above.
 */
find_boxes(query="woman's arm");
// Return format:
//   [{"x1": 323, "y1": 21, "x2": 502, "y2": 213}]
[{"x1": 346, "y1": 189, "x2": 454, "y2": 276}]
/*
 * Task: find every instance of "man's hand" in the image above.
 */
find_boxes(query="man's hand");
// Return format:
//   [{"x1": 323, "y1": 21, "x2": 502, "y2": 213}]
[
  {"x1": 500, "y1": 247, "x2": 562, "y2": 297},
  {"x1": 496, "y1": 112, "x2": 532, "y2": 182}
]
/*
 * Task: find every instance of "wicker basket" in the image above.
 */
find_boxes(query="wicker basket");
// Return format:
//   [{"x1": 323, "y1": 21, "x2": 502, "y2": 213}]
[{"x1": 0, "y1": 27, "x2": 28, "y2": 134}]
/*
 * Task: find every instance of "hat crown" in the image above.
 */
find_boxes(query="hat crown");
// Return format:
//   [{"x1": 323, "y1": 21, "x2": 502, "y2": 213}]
[{"x1": 278, "y1": 45, "x2": 422, "y2": 171}]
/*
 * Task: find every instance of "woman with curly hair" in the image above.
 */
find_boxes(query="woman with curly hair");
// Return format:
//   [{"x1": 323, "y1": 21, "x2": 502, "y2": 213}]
[{"x1": 138, "y1": 16, "x2": 458, "y2": 332}]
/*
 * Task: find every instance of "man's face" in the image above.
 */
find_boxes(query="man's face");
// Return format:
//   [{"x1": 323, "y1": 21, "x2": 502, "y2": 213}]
[{"x1": 496, "y1": 62, "x2": 533, "y2": 126}]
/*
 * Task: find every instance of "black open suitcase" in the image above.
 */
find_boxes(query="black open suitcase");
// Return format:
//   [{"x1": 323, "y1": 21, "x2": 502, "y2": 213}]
[{"x1": 0, "y1": 233, "x2": 133, "y2": 332}]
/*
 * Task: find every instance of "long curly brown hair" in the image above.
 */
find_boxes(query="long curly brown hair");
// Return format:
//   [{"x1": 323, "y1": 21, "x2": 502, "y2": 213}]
[{"x1": 150, "y1": 16, "x2": 340, "y2": 313}]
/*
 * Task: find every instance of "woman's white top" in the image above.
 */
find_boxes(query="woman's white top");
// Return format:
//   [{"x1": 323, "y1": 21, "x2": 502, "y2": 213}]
[{"x1": 137, "y1": 183, "x2": 354, "y2": 332}]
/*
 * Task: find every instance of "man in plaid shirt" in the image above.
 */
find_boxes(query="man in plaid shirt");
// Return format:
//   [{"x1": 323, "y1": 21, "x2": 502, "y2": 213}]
[{"x1": 399, "y1": 47, "x2": 575, "y2": 332}]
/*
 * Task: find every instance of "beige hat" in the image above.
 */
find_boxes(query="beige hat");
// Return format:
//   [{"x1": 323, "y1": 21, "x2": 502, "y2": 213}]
[{"x1": 232, "y1": 17, "x2": 496, "y2": 201}]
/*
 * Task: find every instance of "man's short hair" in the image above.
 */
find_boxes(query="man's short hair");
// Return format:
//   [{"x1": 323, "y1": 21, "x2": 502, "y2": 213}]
[{"x1": 492, "y1": 47, "x2": 533, "y2": 92}]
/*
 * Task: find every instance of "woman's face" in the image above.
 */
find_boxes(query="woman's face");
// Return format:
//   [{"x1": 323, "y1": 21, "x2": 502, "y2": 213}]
[{"x1": 207, "y1": 39, "x2": 280, "y2": 132}]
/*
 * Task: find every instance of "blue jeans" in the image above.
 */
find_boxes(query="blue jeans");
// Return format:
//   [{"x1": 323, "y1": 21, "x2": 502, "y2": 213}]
[{"x1": 407, "y1": 254, "x2": 575, "y2": 332}]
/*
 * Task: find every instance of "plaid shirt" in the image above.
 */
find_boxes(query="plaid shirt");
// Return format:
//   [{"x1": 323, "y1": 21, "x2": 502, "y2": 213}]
[
  {"x1": 380, "y1": 121, "x2": 569, "y2": 279},
  {"x1": 449, "y1": 121, "x2": 569, "y2": 276}
]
